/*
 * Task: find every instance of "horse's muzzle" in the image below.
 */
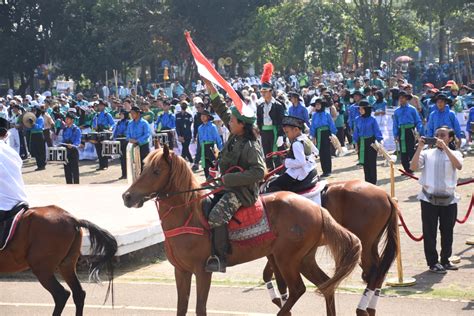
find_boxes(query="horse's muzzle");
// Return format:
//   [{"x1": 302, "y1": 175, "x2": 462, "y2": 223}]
[{"x1": 122, "y1": 191, "x2": 144, "y2": 208}]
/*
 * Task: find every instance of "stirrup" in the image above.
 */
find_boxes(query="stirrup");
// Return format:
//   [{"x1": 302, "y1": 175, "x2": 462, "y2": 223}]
[{"x1": 205, "y1": 255, "x2": 226, "y2": 273}]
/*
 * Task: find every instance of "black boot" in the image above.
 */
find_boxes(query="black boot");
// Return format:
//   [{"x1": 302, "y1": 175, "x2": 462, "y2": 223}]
[{"x1": 205, "y1": 225, "x2": 228, "y2": 273}]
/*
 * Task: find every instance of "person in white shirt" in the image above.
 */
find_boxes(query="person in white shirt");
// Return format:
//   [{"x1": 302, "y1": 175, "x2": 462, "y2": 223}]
[
  {"x1": 0, "y1": 121, "x2": 28, "y2": 215},
  {"x1": 410, "y1": 126, "x2": 463, "y2": 274},
  {"x1": 267, "y1": 116, "x2": 319, "y2": 193}
]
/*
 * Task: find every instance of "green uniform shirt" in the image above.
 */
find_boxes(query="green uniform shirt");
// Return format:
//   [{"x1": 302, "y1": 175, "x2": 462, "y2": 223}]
[{"x1": 210, "y1": 94, "x2": 266, "y2": 207}]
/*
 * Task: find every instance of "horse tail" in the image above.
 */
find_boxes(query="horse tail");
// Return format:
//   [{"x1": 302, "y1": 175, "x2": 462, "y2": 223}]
[
  {"x1": 373, "y1": 195, "x2": 399, "y2": 283},
  {"x1": 77, "y1": 219, "x2": 118, "y2": 305},
  {"x1": 318, "y1": 207, "x2": 362, "y2": 296}
]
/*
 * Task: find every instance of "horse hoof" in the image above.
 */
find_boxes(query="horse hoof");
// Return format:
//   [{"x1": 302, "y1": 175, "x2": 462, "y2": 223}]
[
  {"x1": 272, "y1": 298, "x2": 282, "y2": 308},
  {"x1": 356, "y1": 309, "x2": 369, "y2": 316},
  {"x1": 367, "y1": 308, "x2": 376, "y2": 316}
]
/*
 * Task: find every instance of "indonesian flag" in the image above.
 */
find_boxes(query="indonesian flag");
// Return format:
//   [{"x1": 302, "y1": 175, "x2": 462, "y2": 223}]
[{"x1": 185, "y1": 32, "x2": 247, "y2": 115}]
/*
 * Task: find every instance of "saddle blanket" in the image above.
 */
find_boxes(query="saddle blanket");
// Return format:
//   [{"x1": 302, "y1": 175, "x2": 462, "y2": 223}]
[
  {"x1": 228, "y1": 198, "x2": 275, "y2": 246},
  {"x1": 0, "y1": 209, "x2": 25, "y2": 251},
  {"x1": 297, "y1": 180, "x2": 327, "y2": 206}
]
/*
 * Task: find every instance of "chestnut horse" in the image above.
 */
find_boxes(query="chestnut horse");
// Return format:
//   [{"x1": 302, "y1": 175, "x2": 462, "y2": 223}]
[
  {"x1": 263, "y1": 180, "x2": 399, "y2": 316},
  {"x1": 0, "y1": 205, "x2": 117, "y2": 316},
  {"x1": 122, "y1": 146, "x2": 362, "y2": 316}
]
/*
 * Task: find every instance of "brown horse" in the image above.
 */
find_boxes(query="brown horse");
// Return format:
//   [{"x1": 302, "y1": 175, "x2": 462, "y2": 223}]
[
  {"x1": 262, "y1": 180, "x2": 399, "y2": 316},
  {"x1": 122, "y1": 146, "x2": 362, "y2": 316},
  {"x1": 0, "y1": 205, "x2": 117, "y2": 316}
]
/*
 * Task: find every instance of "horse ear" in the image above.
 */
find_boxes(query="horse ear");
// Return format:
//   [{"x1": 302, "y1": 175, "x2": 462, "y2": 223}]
[{"x1": 163, "y1": 144, "x2": 170, "y2": 162}]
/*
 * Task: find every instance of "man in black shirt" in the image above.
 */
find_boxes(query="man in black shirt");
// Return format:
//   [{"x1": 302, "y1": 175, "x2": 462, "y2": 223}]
[
  {"x1": 176, "y1": 101, "x2": 194, "y2": 163},
  {"x1": 192, "y1": 97, "x2": 205, "y2": 171}
]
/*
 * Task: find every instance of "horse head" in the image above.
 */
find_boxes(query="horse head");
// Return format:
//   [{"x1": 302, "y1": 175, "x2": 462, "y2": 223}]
[
  {"x1": 122, "y1": 145, "x2": 199, "y2": 208},
  {"x1": 122, "y1": 145, "x2": 173, "y2": 208}
]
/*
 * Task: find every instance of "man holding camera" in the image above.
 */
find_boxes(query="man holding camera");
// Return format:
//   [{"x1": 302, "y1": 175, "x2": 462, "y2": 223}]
[{"x1": 410, "y1": 126, "x2": 463, "y2": 274}]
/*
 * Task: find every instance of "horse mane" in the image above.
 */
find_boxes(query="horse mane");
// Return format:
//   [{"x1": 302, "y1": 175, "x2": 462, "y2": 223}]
[{"x1": 144, "y1": 149, "x2": 201, "y2": 202}]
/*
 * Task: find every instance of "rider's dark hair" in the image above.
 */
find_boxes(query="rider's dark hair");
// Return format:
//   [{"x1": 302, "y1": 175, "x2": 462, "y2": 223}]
[{"x1": 238, "y1": 120, "x2": 258, "y2": 142}]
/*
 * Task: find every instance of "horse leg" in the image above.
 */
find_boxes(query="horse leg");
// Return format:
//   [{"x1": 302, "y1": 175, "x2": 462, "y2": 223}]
[
  {"x1": 195, "y1": 271, "x2": 212, "y2": 316},
  {"x1": 175, "y1": 268, "x2": 192, "y2": 316},
  {"x1": 59, "y1": 231, "x2": 85, "y2": 316},
  {"x1": 357, "y1": 248, "x2": 378, "y2": 316},
  {"x1": 299, "y1": 253, "x2": 335, "y2": 316},
  {"x1": 366, "y1": 279, "x2": 384, "y2": 316},
  {"x1": 273, "y1": 256, "x2": 306, "y2": 316},
  {"x1": 32, "y1": 268, "x2": 70, "y2": 316},
  {"x1": 263, "y1": 256, "x2": 287, "y2": 308}
]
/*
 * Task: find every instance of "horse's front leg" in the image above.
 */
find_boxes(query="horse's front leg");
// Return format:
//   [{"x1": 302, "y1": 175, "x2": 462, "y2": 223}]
[
  {"x1": 195, "y1": 270, "x2": 212, "y2": 316},
  {"x1": 175, "y1": 268, "x2": 192, "y2": 316}
]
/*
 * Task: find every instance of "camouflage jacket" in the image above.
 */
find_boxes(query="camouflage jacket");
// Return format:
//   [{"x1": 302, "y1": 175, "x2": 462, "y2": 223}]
[{"x1": 210, "y1": 94, "x2": 265, "y2": 206}]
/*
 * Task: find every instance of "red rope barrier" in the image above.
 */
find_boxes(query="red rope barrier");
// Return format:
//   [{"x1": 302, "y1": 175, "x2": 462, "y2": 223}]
[
  {"x1": 398, "y1": 169, "x2": 473, "y2": 187},
  {"x1": 456, "y1": 196, "x2": 474, "y2": 224},
  {"x1": 398, "y1": 210, "x2": 424, "y2": 242}
]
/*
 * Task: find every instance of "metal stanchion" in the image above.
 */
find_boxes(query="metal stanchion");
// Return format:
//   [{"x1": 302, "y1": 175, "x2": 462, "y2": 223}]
[{"x1": 372, "y1": 142, "x2": 416, "y2": 287}]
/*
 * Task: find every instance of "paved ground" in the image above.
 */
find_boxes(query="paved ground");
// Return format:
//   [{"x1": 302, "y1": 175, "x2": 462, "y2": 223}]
[{"x1": 7, "y1": 147, "x2": 474, "y2": 314}]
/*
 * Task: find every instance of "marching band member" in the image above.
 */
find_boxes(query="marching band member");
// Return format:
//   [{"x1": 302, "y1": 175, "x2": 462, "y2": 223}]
[
  {"x1": 29, "y1": 105, "x2": 47, "y2": 171},
  {"x1": 393, "y1": 90, "x2": 423, "y2": 174},
  {"x1": 267, "y1": 116, "x2": 318, "y2": 192},
  {"x1": 126, "y1": 106, "x2": 151, "y2": 170},
  {"x1": 467, "y1": 105, "x2": 474, "y2": 143},
  {"x1": 353, "y1": 100, "x2": 383, "y2": 184},
  {"x1": 113, "y1": 109, "x2": 130, "y2": 180},
  {"x1": 256, "y1": 63, "x2": 285, "y2": 169},
  {"x1": 426, "y1": 93, "x2": 462, "y2": 139},
  {"x1": 310, "y1": 97, "x2": 337, "y2": 177},
  {"x1": 175, "y1": 101, "x2": 194, "y2": 163},
  {"x1": 288, "y1": 91, "x2": 310, "y2": 127},
  {"x1": 155, "y1": 99, "x2": 176, "y2": 147},
  {"x1": 197, "y1": 109, "x2": 222, "y2": 179},
  {"x1": 92, "y1": 99, "x2": 115, "y2": 171},
  {"x1": 62, "y1": 112, "x2": 82, "y2": 184}
]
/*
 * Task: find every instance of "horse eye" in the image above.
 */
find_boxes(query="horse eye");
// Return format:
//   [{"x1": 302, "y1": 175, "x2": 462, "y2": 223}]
[{"x1": 153, "y1": 169, "x2": 160, "y2": 176}]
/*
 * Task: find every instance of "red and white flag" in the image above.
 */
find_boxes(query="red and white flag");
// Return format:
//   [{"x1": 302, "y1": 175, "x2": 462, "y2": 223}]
[{"x1": 185, "y1": 31, "x2": 246, "y2": 114}]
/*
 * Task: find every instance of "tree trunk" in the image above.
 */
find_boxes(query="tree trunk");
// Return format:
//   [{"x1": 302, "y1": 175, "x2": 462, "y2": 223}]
[
  {"x1": 8, "y1": 71, "x2": 14, "y2": 91},
  {"x1": 150, "y1": 58, "x2": 157, "y2": 82},
  {"x1": 438, "y1": 14, "x2": 447, "y2": 62}
]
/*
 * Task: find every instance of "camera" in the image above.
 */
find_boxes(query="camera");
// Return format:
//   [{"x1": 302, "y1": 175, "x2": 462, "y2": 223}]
[{"x1": 422, "y1": 137, "x2": 437, "y2": 146}]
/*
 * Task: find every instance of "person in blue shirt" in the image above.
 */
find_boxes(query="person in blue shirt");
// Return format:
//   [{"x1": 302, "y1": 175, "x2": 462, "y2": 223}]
[
  {"x1": 28, "y1": 105, "x2": 46, "y2": 171},
  {"x1": 127, "y1": 106, "x2": 151, "y2": 171},
  {"x1": 114, "y1": 110, "x2": 130, "y2": 179},
  {"x1": 353, "y1": 100, "x2": 383, "y2": 184},
  {"x1": 347, "y1": 90, "x2": 365, "y2": 131},
  {"x1": 288, "y1": 91, "x2": 310, "y2": 127},
  {"x1": 92, "y1": 99, "x2": 115, "y2": 171},
  {"x1": 198, "y1": 109, "x2": 223, "y2": 179},
  {"x1": 467, "y1": 106, "x2": 474, "y2": 143},
  {"x1": 310, "y1": 98, "x2": 337, "y2": 177},
  {"x1": 155, "y1": 100, "x2": 176, "y2": 148},
  {"x1": 392, "y1": 90, "x2": 423, "y2": 173},
  {"x1": 426, "y1": 93, "x2": 462, "y2": 140},
  {"x1": 62, "y1": 112, "x2": 82, "y2": 184}
]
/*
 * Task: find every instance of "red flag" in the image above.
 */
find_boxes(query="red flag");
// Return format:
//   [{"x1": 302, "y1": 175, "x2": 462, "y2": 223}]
[{"x1": 184, "y1": 31, "x2": 244, "y2": 113}]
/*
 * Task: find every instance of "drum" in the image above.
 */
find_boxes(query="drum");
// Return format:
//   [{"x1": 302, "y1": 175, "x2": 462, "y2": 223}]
[
  {"x1": 87, "y1": 132, "x2": 99, "y2": 143},
  {"x1": 47, "y1": 146, "x2": 68, "y2": 164},
  {"x1": 99, "y1": 131, "x2": 113, "y2": 142},
  {"x1": 81, "y1": 133, "x2": 88, "y2": 143},
  {"x1": 153, "y1": 132, "x2": 169, "y2": 148},
  {"x1": 101, "y1": 140, "x2": 122, "y2": 157}
]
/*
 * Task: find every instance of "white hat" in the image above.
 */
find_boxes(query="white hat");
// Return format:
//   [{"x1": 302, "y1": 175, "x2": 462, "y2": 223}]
[
  {"x1": 42, "y1": 91, "x2": 52, "y2": 97},
  {"x1": 193, "y1": 97, "x2": 204, "y2": 105}
]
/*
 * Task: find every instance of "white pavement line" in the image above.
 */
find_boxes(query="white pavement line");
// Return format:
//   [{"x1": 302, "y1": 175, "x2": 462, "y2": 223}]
[{"x1": 0, "y1": 302, "x2": 274, "y2": 315}]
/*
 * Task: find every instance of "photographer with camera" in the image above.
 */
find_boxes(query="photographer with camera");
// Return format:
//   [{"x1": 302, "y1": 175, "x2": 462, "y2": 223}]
[{"x1": 410, "y1": 126, "x2": 463, "y2": 274}]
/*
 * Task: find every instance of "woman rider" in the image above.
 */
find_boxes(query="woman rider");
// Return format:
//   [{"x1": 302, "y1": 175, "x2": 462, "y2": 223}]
[{"x1": 202, "y1": 77, "x2": 266, "y2": 273}]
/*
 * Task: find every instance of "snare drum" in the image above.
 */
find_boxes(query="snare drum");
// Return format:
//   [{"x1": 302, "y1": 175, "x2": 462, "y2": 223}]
[
  {"x1": 102, "y1": 140, "x2": 122, "y2": 156},
  {"x1": 99, "y1": 131, "x2": 113, "y2": 142},
  {"x1": 81, "y1": 133, "x2": 88, "y2": 143},
  {"x1": 47, "y1": 147, "x2": 68, "y2": 164},
  {"x1": 153, "y1": 132, "x2": 170, "y2": 148},
  {"x1": 87, "y1": 132, "x2": 99, "y2": 143}
]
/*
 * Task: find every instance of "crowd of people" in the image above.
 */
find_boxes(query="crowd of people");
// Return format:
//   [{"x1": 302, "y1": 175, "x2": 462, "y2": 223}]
[{"x1": 0, "y1": 60, "x2": 472, "y2": 274}]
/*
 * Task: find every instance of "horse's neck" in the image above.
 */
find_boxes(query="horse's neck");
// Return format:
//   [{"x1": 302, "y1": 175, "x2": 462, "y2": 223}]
[{"x1": 158, "y1": 192, "x2": 202, "y2": 230}]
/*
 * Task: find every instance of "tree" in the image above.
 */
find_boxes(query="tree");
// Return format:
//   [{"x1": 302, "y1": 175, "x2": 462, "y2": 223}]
[{"x1": 410, "y1": 0, "x2": 470, "y2": 62}]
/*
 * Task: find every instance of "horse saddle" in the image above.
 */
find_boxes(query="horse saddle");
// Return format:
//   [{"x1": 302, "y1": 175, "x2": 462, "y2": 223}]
[
  {"x1": 0, "y1": 202, "x2": 28, "y2": 250},
  {"x1": 202, "y1": 196, "x2": 274, "y2": 245}
]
